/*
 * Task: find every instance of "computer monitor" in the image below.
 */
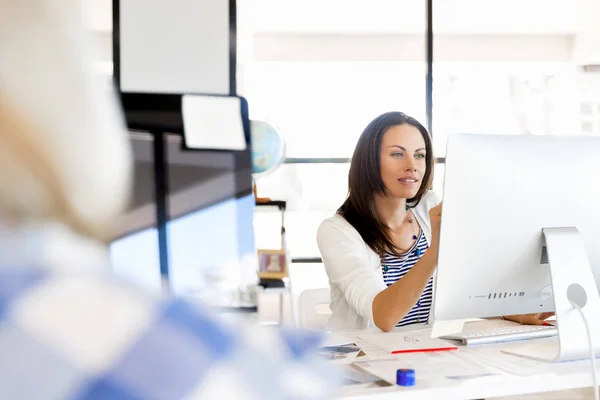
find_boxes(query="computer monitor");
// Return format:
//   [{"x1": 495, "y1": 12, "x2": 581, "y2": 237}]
[
  {"x1": 432, "y1": 133, "x2": 600, "y2": 362},
  {"x1": 110, "y1": 132, "x2": 258, "y2": 308}
]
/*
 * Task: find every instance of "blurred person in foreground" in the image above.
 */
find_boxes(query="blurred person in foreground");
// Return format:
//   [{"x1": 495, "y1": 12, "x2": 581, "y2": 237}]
[{"x1": 0, "y1": 1, "x2": 337, "y2": 399}]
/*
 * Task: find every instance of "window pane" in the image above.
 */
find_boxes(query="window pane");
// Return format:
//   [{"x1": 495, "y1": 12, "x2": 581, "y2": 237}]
[
  {"x1": 255, "y1": 162, "x2": 446, "y2": 259},
  {"x1": 431, "y1": 0, "x2": 599, "y2": 156},
  {"x1": 241, "y1": 1, "x2": 428, "y2": 159},
  {"x1": 256, "y1": 163, "x2": 350, "y2": 211},
  {"x1": 432, "y1": 64, "x2": 582, "y2": 156},
  {"x1": 244, "y1": 62, "x2": 426, "y2": 158},
  {"x1": 255, "y1": 163, "x2": 350, "y2": 258},
  {"x1": 432, "y1": 162, "x2": 445, "y2": 198}
]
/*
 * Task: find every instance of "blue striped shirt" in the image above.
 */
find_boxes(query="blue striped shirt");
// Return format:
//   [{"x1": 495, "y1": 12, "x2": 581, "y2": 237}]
[{"x1": 381, "y1": 230, "x2": 433, "y2": 327}]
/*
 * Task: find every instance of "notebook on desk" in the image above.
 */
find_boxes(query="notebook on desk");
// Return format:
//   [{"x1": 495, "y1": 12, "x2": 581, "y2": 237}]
[{"x1": 358, "y1": 330, "x2": 457, "y2": 355}]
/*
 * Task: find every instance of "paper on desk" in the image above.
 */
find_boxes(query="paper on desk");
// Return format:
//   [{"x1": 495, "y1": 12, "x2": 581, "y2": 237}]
[
  {"x1": 358, "y1": 330, "x2": 457, "y2": 354},
  {"x1": 442, "y1": 320, "x2": 558, "y2": 377},
  {"x1": 353, "y1": 339, "x2": 395, "y2": 362},
  {"x1": 340, "y1": 364, "x2": 392, "y2": 387},
  {"x1": 465, "y1": 342, "x2": 557, "y2": 376},
  {"x1": 321, "y1": 332, "x2": 355, "y2": 348},
  {"x1": 353, "y1": 351, "x2": 499, "y2": 385}
]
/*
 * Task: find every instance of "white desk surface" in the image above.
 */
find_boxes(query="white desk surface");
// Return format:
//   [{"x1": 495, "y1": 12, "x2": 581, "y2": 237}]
[{"x1": 334, "y1": 321, "x2": 598, "y2": 399}]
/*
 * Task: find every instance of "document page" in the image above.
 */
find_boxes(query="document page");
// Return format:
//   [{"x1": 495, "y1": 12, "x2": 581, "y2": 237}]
[
  {"x1": 467, "y1": 339, "x2": 558, "y2": 376},
  {"x1": 353, "y1": 351, "x2": 498, "y2": 385},
  {"x1": 358, "y1": 331, "x2": 456, "y2": 354}
]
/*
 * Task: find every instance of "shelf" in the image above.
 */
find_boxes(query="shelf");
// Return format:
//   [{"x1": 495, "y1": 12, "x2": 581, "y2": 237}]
[{"x1": 255, "y1": 200, "x2": 286, "y2": 211}]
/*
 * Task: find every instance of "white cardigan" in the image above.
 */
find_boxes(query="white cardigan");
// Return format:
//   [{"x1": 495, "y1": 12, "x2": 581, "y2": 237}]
[{"x1": 316, "y1": 191, "x2": 440, "y2": 331}]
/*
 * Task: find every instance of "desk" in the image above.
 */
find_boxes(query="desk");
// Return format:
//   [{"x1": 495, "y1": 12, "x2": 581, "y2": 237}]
[{"x1": 334, "y1": 322, "x2": 598, "y2": 399}]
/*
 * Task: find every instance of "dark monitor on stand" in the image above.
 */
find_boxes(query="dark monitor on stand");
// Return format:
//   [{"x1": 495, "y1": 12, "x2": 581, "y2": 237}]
[
  {"x1": 110, "y1": 133, "x2": 258, "y2": 308},
  {"x1": 110, "y1": 0, "x2": 259, "y2": 309}
]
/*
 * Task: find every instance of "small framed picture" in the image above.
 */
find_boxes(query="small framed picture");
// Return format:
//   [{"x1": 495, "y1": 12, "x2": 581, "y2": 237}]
[{"x1": 257, "y1": 249, "x2": 287, "y2": 279}]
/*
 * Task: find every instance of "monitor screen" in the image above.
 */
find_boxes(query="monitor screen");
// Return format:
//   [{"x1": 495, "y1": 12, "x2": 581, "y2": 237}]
[{"x1": 110, "y1": 132, "x2": 258, "y2": 307}]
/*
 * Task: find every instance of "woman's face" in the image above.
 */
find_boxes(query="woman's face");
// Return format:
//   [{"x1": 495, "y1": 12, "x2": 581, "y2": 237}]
[{"x1": 379, "y1": 124, "x2": 427, "y2": 199}]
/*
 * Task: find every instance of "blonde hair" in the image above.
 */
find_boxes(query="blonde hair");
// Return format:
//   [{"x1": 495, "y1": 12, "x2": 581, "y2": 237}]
[
  {"x1": 0, "y1": 0, "x2": 132, "y2": 242},
  {"x1": 0, "y1": 97, "x2": 129, "y2": 242}
]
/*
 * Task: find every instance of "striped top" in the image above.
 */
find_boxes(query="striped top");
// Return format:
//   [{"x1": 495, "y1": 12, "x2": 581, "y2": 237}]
[{"x1": 381, "y1": 229, "x2": 433, "y2": 327}]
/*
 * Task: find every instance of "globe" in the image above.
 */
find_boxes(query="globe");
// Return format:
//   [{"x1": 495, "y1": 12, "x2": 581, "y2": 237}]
[{"x1": 250, "y1": 120, "x2": 285, "y2": 178}]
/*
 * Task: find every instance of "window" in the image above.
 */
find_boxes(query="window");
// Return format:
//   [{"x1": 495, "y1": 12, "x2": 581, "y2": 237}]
[
  {"x1": 242, "y1": 2, "x2": 428, "y2": 259},
  {"x1": 432, "y1": 63, "x2": 581, "y2": 156},
  {"x1": 245, "y1": 59, "x2": 429, "y2": 257},
  {"x1": 578, "y1": 74, "x2": 600, "y2": 135},
  {"x1": 254, "y1": 163, "x2": 350, "y2": 258},
  {"x1": 432, "y1": 0, "x2": 600, "y2": 156},
  {"x1": 244, "y1": 0, "x2": 600, "y2": 261},
  {"x1": 244, "y1": 62, "x2": 426, "y2": 158}
]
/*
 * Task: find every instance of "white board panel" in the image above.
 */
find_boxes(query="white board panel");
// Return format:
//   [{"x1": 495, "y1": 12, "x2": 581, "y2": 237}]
[{"x1": 119, "y1": 0, "x2": 231, "y2": 95}]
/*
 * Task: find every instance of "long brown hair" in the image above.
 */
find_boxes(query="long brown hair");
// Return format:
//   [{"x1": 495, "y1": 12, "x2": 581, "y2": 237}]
[{"x1": 338, "y1": 112, "x2": 434, "y2": 256}]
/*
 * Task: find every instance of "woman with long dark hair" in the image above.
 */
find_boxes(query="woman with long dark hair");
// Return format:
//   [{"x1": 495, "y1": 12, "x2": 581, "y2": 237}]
[{"x1": 318, "y1": 112, "x2": 551, "y2": 331}]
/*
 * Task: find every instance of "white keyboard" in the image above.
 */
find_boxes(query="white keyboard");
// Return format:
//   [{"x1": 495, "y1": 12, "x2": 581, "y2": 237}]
[{"x1": 441, "y1": 325, "x2": 557, "y2": 346}]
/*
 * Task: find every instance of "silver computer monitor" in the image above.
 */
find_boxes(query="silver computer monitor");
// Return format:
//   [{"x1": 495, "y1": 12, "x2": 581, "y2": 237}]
[{"x1": 432, "y1": 134, "x2": 600, "y2": 361}]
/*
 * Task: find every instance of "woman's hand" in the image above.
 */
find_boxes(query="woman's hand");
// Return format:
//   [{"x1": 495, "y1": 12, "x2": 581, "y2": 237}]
[
  {"x1": 429, "y1": 202, "x2": 442, "y2": 244},
  {"x1": 427, "y1": 202, "x2": 443, "y2": 266},
  {"x1": 503, "y1": 312, "x2": 555, "y2": 326}
]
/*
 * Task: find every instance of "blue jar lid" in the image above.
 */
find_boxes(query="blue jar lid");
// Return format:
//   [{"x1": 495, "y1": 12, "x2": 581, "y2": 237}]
[{"x1": 396, "y1": 369, "x2": 415, "y2": 386}]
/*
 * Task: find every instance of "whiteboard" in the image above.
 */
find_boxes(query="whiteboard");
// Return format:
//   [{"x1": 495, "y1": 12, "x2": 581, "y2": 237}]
[
  {"x1": 119, "y1": 0, "x2": 231, "y2": 95},
  {"x1": 182, "y1": 95, "x2": 246, "y2": 151}
]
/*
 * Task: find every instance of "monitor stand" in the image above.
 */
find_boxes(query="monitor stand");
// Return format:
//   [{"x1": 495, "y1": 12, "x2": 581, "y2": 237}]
[{"x1": 504, "y1": 227, "x2": 600, "y2": 362}]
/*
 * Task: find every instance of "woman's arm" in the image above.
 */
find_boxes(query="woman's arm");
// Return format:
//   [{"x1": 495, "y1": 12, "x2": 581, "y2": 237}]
[
  {"x1": 372, "y1": 235, "x2": 439, "y2": 332},
  {"x1": 372, "y1": 203, "x2": 442, "y2": 332},
  {"x1": 317, "y1": 204, "x2": 442, "y2": 332},
  {"x1": 503, "y1": 313, "x2": 555, "y2": 325},
  {"x1": 317, "y1": 220, "x2": 388, "y2": 325}
]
